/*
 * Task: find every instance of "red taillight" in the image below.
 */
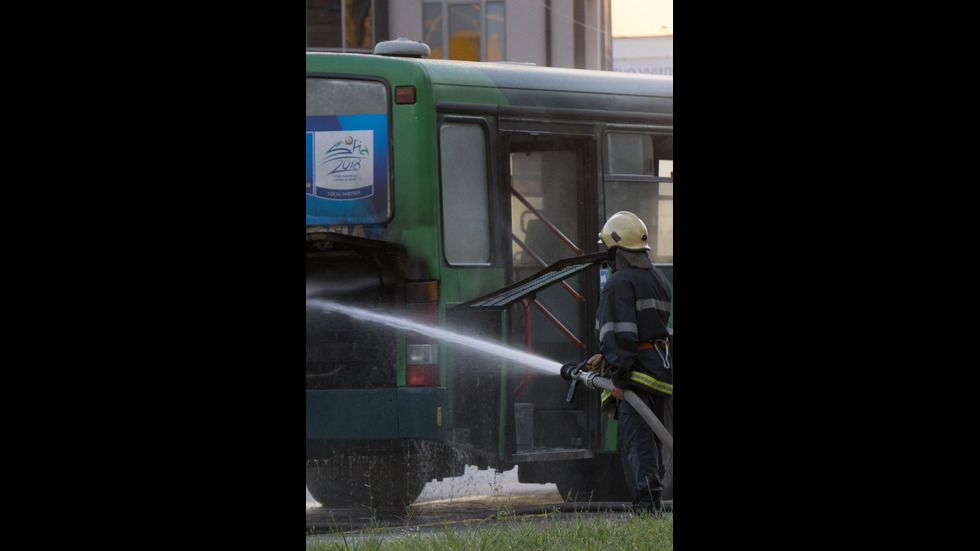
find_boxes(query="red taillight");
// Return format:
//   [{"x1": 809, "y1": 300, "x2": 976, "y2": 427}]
[
  {"x1": 406, "y1": 364, "x2": 439, "y2": 386},
  {"x1": 405, "y1": 281, "x2": 439, "y2": 387}
]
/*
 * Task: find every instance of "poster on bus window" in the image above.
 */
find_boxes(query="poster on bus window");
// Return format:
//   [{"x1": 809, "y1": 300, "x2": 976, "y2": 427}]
[
  {"x1": 312, "y1": 129, "x2": 374, "y2": 199},
  {"x1": 306, "y1": 114, "x2": 390, "y2": 227}
]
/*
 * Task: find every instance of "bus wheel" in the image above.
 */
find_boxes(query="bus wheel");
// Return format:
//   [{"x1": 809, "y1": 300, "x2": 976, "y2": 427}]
[{"x1": 306, "y1": 442, "x2": 429, "y2": 510}]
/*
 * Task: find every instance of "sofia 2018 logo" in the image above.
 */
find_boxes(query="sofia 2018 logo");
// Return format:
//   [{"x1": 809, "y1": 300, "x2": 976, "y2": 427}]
[
  {"x1": 323, "y1": 135, "x2": 370, "y2": 175},
  {"x1": 312, "y1": 130, "x2": 375, "y2": 200}
]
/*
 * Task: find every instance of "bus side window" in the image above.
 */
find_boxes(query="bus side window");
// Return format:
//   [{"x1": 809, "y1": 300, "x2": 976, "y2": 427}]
[
  {"x1": 439, "y1": 121, "x2": 491, "y2": 265},
  {"x1": 608, "y1": 134, "x2": 654, "y2": 175},
  {"x1": 603, "y1": 132, "x2": 672, "y2": 263}
]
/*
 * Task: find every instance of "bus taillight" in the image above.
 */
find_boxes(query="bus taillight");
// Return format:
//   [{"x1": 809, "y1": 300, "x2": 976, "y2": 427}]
[
  {"x1": 406, "y1": 359, "x2": 439, "y2": 386},
  {"x1": 405, "y1": 281, "x2": 439, "y2": 387}
]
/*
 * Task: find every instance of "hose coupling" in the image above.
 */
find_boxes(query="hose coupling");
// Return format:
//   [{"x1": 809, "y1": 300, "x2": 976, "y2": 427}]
[{"x1": 580, "y1": 370, "x2": 598, "y2": 389}]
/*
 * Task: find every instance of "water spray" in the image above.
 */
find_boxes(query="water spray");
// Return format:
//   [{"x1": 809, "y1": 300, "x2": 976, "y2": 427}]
[
  {"x1": 307, "y1": 298, "x2": 564, "y2": 376},
  {"x1": 560, "y1": 360, "x2": 673, "y2": 454},
  {"x1": 308, "y1": 297, "x2": 671, "y2": 452}
]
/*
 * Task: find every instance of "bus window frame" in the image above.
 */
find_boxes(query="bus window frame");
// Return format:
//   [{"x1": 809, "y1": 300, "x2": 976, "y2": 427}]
[
  {"x1": 500, "y1": 127, "x2": 601, "y2": 361},
  {"x1": 306, "y1": 72, "x2": 397, "y2": 226},
  {"x1": 601, "y1": 125, "x2": 672, "y2": 179},
  {"x1": 437, "y1": 115, "x2": 496, "y2": 268},
  {"x1": 601, "y1": 125, "x2": 673, "y2": 262}
]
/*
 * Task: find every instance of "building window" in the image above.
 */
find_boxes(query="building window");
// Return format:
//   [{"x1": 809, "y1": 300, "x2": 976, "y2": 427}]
[
  {"x1": 423, "y1": 1, "x2": 506, "y2": 61},
  {"x1": 307, "y1": 0, "x2": 375, "y2": 51}
]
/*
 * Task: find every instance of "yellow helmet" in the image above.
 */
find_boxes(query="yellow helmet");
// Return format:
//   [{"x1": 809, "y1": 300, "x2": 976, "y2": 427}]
[{"x1": 598, "y1": 211, "x2": 651, "y2": 251}]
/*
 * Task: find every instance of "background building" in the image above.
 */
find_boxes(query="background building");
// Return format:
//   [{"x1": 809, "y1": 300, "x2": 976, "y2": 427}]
[
  {"x1": 306, "y1": 0, "x2": 614, "y2": 70},
  {"x1": 612, "y1": 35, "x2": 672, "y2": 75}
]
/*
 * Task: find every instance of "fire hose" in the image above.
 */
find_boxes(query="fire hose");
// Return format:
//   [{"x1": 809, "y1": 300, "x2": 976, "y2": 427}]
[{"x1": 560, "y1": 360, "x2": 673, "y2": 454}]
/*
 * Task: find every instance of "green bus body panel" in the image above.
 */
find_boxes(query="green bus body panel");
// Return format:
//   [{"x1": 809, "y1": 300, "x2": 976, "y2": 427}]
[
  {"x1": 426, "y1": 61, "x2": 671, "y2": 113},
  {"x1": 307, "y1": 53, "x2": 672, "y2": 131},
  {"x1": 306, "y1": 388, "x2": 446, "y2": 441}
]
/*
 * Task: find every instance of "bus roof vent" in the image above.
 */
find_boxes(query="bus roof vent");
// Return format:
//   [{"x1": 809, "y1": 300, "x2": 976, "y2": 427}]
[{"x1": 374, "y1": 37, "x2": 431, "y2": 58}]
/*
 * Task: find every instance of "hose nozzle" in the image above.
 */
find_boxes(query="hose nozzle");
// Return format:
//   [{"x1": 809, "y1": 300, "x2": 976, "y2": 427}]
[
  {"x1": 559, "y1": 359, "x2": 597, "y2": 388},
  {"x1": 559, "y1": 362, "x2": 580, "y2": 380}
]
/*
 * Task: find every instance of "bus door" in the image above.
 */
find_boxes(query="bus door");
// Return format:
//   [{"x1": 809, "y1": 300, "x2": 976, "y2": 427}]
[{"x1": 501, "y1": 127, "x2": 602, "y2": 456}]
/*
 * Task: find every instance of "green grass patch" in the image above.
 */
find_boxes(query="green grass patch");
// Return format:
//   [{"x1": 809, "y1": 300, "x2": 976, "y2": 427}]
[{"x1": 306, "y1": 511, "x2": 672, "y2": 550}]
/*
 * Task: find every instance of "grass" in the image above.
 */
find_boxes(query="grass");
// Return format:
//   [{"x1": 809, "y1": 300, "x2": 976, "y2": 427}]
[{"x1": 305, "y1": 509, "x2": 672, "y2": 550}]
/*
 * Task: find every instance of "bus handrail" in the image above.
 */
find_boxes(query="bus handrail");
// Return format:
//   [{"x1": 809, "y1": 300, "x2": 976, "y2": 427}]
[
  {"x1": 511, "y1": 187, "x2": 583, "y2": 256},
  {"x1": 510, "y1": 187, "x2": 588, "y2": 351}
]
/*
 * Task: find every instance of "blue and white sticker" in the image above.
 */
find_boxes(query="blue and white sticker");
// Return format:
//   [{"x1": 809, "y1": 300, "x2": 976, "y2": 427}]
[
  {"x1": 313, "y1": 130, "x2": 374, "y2": 200},
  {"x1": 306, "y1": 114, "x2": 390, "y2": 229}
]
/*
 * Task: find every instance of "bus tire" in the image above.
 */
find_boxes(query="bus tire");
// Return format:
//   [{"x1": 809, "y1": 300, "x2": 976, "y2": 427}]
[{"x1": 306, "y1": 442, "x2": 429, "y2": 510}]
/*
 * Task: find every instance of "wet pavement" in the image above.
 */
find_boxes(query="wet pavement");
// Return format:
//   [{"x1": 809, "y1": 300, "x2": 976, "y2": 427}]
[
  {"x1": 306, "y1": 465, "x2": 575, "y2": 542},
  {"x1": 304, "y1": 464, "x2": 670, "y2": 547},
  {"x1": 306, "y1": 465, "x2": 563, "y2": 529}
]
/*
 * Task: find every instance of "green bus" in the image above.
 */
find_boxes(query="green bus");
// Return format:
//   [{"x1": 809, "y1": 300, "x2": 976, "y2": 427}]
[{"x1": 306, "y1": 38, "x2": 673, "y2": 509}]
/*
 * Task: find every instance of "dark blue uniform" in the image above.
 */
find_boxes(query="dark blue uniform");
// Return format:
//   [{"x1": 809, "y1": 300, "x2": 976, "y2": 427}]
[{"x1": 595, "y1": 261, "x2": 672, "y2": 509}]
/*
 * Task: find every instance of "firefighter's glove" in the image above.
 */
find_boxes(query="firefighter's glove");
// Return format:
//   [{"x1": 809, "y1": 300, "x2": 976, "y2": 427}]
[{"x1": 586, "y1": 353, "x2": 607, "y2": 376}]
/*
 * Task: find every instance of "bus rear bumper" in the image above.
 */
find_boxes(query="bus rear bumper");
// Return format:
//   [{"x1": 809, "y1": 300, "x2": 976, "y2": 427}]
[{"x1": 306, "y1": 387, "x2": 446, "y2": 441}]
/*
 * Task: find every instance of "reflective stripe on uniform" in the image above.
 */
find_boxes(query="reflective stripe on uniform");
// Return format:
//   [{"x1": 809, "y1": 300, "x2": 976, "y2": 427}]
[
  {"x1": 629, "y1": 370, "x2": 672, "y2": 395},
  {"x1": 600, "y1": 389, "x2": 615, "y2": 411},
  {"x1": 597, "y1": 321, "x2": 638, "y2": 342},
  {"x1": 635, "y1": 298, "x2": 671, "y2": 316},
  {"x1": 600, "y1": 371, "x2": 673, "y2": 408}
]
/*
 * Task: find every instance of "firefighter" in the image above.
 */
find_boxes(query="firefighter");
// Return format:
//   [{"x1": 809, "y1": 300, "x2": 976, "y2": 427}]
[{"x1": 587, "y1": 211, "x2": 672, "y2": 514}]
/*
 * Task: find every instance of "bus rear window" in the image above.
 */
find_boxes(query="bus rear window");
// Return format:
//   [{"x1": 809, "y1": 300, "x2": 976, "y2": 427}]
[{"x1": 306, "y1": 77, "x2": 392, "y2": 226}]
